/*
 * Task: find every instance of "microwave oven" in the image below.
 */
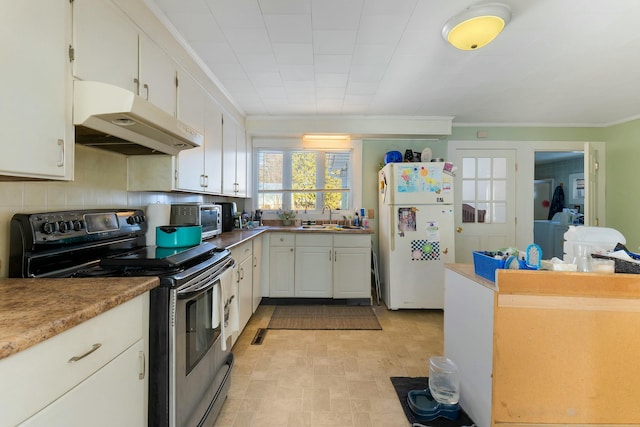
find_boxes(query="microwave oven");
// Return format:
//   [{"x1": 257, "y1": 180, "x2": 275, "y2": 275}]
[{"x1": 170, "y1": 203, "x2": 222, "y2": 239}]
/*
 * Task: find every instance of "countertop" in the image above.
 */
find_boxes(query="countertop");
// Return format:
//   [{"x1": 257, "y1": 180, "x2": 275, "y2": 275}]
[
  {"x1": 0, "y1": 277, "x2": 159, "y2": 360},
  {"x1": 1, "y1": 225, "x2": 371, "y2": 361},
  {"x1": 205, "y1": 225, "x2": 373, "y2": 249},
  {"x1": 446, "y1": 263, "x2": 497, "y2": 291}
]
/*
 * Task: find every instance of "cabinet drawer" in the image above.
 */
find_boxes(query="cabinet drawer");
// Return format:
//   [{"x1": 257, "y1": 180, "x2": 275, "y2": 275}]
[
  {"x1": 296, "y1": 234, "x2": 332, "y2": 247},
  {"x1": 333, "y1": 234, "x2": 371, "y2": 248},
  {"x1": 270, "y1": 233, "x2": 295, "y2": 247},
  {"x1": 0, "y1": 294, "x2": 146, "y2": 426},
  {"x1": 230, "y1": 240, "x2": 252, "y2": 262}
]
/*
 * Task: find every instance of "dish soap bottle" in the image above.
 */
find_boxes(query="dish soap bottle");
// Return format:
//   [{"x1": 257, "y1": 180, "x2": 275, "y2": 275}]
[{"x1": 353, "y1": 212, "x2": 359, "y2": 227}]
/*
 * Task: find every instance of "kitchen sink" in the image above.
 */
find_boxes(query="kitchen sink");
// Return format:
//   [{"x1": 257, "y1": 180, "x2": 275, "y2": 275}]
[{"x1": 300, "y1": 224, "x2": 340, "y2": 229}]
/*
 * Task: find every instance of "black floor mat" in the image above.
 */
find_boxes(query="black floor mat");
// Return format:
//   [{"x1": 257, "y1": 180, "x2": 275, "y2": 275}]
[{"x1": 390, "y1": 377, "x2": 475, "y2": 426}]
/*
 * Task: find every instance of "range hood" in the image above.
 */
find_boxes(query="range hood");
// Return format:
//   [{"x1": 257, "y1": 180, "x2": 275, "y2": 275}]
[{"x1": 73, "y1": 81, "x2": 203, "y2": 156}]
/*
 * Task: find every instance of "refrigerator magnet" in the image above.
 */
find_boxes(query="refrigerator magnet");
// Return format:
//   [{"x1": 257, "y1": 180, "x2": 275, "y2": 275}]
[{"x1": 411, "y1": 240, "x2": 441, "y2": 261}]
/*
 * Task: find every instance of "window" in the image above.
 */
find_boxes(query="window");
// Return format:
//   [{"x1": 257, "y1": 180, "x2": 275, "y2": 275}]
[{"x1": 257, "y1": 149, "x2": 352, "y2": 212}]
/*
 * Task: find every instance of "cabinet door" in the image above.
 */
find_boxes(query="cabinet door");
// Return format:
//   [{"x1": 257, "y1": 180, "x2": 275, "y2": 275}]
[
  {"x1": 333, "y1": 247, "x2": 371, "y2": 299},
  {"x1": 295, "y1": 246, "x2": 333, "y2": 297},
  {"x1": 139, "y1": 34, "x2": 177, "y2": 117},
  {"x1": 202, "y1": 96, "x2": 223, "y2": 194},
  {"x1": 252, "y1": 236, "x2": 264, "y2": 312},
  {"x1": 72, "y1": 0, "x2": 138, "y2": 92},
  {"x1": 176, "y1": 69, "x2": 205, "y2": 135},
  {"x1": 269, "y1": 246, "x2": 295, "y2": 297},
  {"x1": 0, "y1": 0, "x2": 72, "y2": 180},
  {"x1": 222, "y1": 116, "x2": 238, "y2": 196},
  {"x1": 235, "y1": 128, "x2": 248, "y2": 197},
  {"x1": 19, "y1": 340, "x2": 146, "y2": 427},
  {"x1": 237, "y1": 256, "x2": 253, "y2": 332}
]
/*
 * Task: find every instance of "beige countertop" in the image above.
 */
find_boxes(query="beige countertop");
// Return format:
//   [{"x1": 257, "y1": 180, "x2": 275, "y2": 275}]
[
  {"x1": 446, "y1": 263, "x2": 497, "y2": 291},
  {"x1": 0, "y1": 277, "x2": 159, "y2": 360}
]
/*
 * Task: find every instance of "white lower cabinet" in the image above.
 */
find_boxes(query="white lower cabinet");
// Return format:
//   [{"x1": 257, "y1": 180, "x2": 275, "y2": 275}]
[
  {"x1": 268, "y1": 233, "x2": 371, "y2": 300},
  {"x1": 19, "y1": 339, "x2": 145, "y2": 427},
  {"x1": 231, "y1": 241, "x2": 253, "y2": 337},
  {"x1": 252, "y1": 235, "x2": 264, "y2": 312},
  {"x1": 295, "y1": 234, "x2": 333, "y2": 297},
  {"x1": 0, "y1": 293, "x2": 149, "y2": 427},
  {"x1": 269, "y1": 233, "x2": 296, "y2": 297},
  {"x1": 332, "y1": 235, "x2": 371, "y2": 299}
]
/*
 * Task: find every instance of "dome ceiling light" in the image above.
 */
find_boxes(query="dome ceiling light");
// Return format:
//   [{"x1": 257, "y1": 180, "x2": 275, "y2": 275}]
[{"x1": 442, "y1": 3, "x2": 512, "y2": 50}]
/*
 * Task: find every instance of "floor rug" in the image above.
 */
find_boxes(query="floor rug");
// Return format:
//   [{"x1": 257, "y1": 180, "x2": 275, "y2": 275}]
[
  {"x1": 267, "y1": 305, "x2": 382, "y2": 330},
  {"x1": 390, "y1": 377, "x2": 475, "y2": 427}
]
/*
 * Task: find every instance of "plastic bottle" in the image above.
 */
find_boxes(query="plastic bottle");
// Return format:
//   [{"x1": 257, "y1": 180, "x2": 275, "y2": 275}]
[
  {"x1": 353, "y1": 212, "x2": 359, "y2": 227},
  {"x1": 428, "y1": 357, "x2": 460, "y2": 404}
]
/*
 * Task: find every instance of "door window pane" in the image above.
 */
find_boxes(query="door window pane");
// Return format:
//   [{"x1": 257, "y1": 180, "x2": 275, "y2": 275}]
[
  {"x1": 478, "y1": 158, "x2": 492, "y2": 178},
  {"x1": 462, "y1": 180, "x2": 476, "y2": 200},
  {"x1": 462, "y1": 158, "x2": 476, "y2": 178},
  {"x1": 493, "y1": 158, "x2": 507, "y2": 178},
  {"x1": 492, "y1": 202, "x2": 507, "y2": 223},
  {"x1": 493, "y1": 180, "x2": 506, "y2": 200},
  {"x1": 477, "y1": 180, "x2": 491, "y2": 201}
]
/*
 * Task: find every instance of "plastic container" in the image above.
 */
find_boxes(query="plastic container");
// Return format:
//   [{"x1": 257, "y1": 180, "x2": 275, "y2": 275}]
[
  {"x1": 472, "y1": 251, "x2": 505, "y2": 282},
  {"x1": 156, "y1": 225, "x2": 202, "y2": 248},
  {"x1": 428, "y1": 357, "x2": 460, "y2": 405},
  {"x1": 563, "y1": 226, "x2": 626, "y2": 262}
]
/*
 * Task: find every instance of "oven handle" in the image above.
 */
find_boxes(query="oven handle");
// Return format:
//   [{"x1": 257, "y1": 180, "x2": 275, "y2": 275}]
[{"x1": 176, "y1": 258, "x2": 235, "y2": 298}]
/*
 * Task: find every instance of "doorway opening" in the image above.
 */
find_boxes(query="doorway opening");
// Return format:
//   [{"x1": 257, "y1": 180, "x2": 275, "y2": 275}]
[{"x1": 533, "y1": 151, "x2": 584, "y2": 259}]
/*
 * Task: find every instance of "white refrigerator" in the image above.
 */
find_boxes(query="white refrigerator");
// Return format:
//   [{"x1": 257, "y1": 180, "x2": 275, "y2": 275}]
[{"x1": 378, "y1": 162, "x2": 455, "y2": 309}]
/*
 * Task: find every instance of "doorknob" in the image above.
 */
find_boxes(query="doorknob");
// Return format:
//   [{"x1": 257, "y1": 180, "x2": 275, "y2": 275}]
[{"x1": 456, "y1": 226, "x2": 463, "y2": 233}]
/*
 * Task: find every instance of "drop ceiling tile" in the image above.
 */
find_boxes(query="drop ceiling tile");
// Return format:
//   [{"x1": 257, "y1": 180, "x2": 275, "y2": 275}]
[
  {"x1": 256, "y1": 86, "x2": 287, "y2": 98},
  {"x1": 280, "y1": 65, "x2": 314, "y2": 81},
  {"x1": 258, "y1": 0, "x2": 311, "y2": 14},
  {"x1": 205, "y1": 0, "x2": 265, "y2": 29},
  {"x1": 225, "y1": 28, "x2": 273, "y2": 53},
  {"x1": 283, "y1": 80, "x2": 315, "y2": 93},
  {"x1": 164, "y1": 12, "x2": 224, "y2": 41},
  {"x1": 311, "y1": 0, "x2": 363, "y2": 30},
  {"x1": 264, "y1": 14, "x2": 312, "y2": 43},
  {"x1": 356, "y1": 15, "x2": 409, "y2": 45},
  {"x1": 208, "y1": 63, "x2": 248, "y2": 79},
  {"x1": 314, "y1": 55, "x2": 352, "y2": 73},
  {"x1": 272, "y1": 43, "x2": 314, "y2": 65},
  {"x1": 362, "y1": 0, "x2": 417, "y2": 16},
  {"x1": 348, "y1": 65, "x2": 386, "y2": 83},
  {"x1": 316, "y1": 87, "x2": 346, "y2": 99},
  {"x1": 351, "y1": 43, "x2": 395, "y2": 65},
  {"x1": 313, "y1": 30, "x2": 357, "y2": 55},
  {"x1": 189, "y1": 41, "x2": 237, "y2": 64},
  {"x1": 315, "y1": 73, "x2": 348, "y2": 88},
  {"x1": 346, "y1": 82, "x2": 378, "y2": 95},
  {"x1": 247, "y1": 71, "x2": 283, "y2": 86},
  {"x1": 236, "y1": 53, "x2": 279, "y2": 71}
]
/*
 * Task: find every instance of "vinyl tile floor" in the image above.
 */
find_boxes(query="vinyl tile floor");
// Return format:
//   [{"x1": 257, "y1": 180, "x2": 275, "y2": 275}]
[{"x1": 212, "y1": 303, "x2": 444, "y2": 427}]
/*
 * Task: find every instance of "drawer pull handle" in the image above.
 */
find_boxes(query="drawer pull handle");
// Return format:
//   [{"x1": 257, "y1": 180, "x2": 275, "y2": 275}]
[{"x1": 68, "y1": 343, "x2": 102, "y2": 363}]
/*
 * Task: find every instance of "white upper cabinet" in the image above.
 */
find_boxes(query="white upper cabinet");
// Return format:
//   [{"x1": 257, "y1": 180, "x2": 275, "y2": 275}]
[
  {"x1": 222, "y1": 116, "x2": 248, "y2": 197},
  {"x1": 138, "y1": 34, "x2": 177, "y2": 117},
  {"x1": 202, "y1": 96, "x2": 224, "y2": 194},
  {"x1": 0, "y1": 0, "x2": 73, "y2": 180},
  {"x1": 73, "y1": 0, "x2": 179, "y2": 119},
  {"x1": 72, "y1": 0, "x2": 139, "y2": 93}
]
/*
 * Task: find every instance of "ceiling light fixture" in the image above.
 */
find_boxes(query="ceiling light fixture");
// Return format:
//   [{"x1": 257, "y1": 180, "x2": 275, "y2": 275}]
[
  {"x1": 302, "y1": 134, "x2": 350, "y2": 142},
  {"x1": 442, "y1": 3, "x2": 511, "y2": 51}
]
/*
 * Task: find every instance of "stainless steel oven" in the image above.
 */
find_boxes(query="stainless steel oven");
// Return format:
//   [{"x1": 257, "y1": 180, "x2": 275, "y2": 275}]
[{"x1": 171, "y1": 257, "x2": 234, "y2": 427}]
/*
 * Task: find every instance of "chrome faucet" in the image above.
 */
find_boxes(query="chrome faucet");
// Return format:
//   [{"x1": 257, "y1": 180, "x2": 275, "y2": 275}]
[{"x1": 322, "y1": 205, "x2": 332, "y2": 223}]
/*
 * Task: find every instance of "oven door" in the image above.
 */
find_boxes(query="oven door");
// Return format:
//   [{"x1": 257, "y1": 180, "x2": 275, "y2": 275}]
[{"x1": 171, "y1": 262, "x2": 234, "y2": 427}]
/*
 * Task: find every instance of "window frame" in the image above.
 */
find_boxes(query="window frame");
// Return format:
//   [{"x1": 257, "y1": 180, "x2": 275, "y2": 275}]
[{"x1": 252, "y1": 138, "x2": 363, "y2": 217}]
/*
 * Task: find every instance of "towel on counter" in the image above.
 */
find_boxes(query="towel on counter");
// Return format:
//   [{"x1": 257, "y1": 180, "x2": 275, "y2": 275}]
[{"x1": 219, "y1": 268, "x2": 239, "y2": 351}]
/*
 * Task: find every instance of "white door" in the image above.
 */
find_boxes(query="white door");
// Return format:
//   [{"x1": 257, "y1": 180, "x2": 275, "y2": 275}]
[{"x1": 454, "y1": 149, "x2": 517, "y2": 264}]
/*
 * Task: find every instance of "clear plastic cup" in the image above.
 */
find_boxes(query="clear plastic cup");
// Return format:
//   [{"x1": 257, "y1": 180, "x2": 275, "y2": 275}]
[{"x1": 429, "y1": 357, "x2": 460, "y2": 405}]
